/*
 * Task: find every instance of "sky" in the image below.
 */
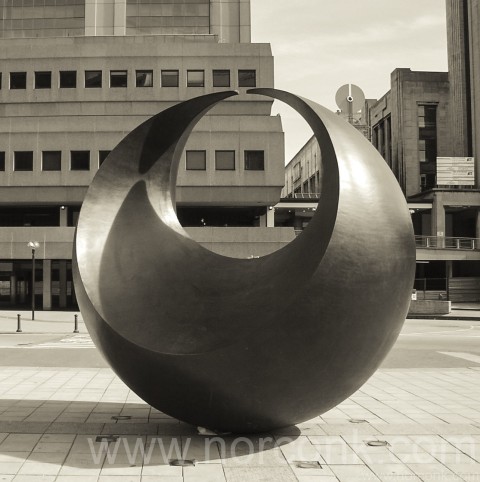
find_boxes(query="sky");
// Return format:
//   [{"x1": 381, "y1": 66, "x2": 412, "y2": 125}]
[{"x1": 250, "y1": 0, "x2": 449, "y2": 162}]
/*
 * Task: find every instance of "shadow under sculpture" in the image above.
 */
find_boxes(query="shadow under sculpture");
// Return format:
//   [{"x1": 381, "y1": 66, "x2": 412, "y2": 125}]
[{"x1": 73, "y1": 89, "x2": 415, "y2": 433}]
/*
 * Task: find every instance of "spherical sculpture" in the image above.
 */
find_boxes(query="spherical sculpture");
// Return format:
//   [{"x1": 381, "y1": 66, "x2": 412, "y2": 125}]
[{"x1": 73, "y1": 89, "x2": 415, "y2": 433}]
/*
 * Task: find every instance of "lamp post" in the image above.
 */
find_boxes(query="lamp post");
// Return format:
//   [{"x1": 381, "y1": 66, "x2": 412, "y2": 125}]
[{"x1": 27, "y1": 241, "x2": 40, "y2": 320}]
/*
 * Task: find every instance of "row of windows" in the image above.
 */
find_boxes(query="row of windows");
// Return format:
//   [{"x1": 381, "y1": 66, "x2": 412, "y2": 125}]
[
  {"x1": 0, "y1": 69, "x2": 257, "y2": 90},
  {"x1": 0, "y1": 149, "x2": 265, "y2": 172},
  {"x1": 1, "y1": 1, "x2": 85, "y2": 7},
  {"x1": 186, "y1": 150, "x2": 265, "y2": 171},
  {"x1": 0, "y1": 151, "x2": 109, "y2": 172}
]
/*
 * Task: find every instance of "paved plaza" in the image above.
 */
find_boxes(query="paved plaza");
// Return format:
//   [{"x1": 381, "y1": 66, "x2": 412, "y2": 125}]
[{"x1": 0, "y1": 310, "x2": 478, "y2": 481}]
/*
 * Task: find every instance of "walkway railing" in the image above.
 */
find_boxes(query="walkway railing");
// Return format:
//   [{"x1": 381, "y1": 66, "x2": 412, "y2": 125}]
[
  {"x1": 415, "y1": 236, "x2": 479, "y2": 250},
  {"x1": 291, "y1": 193, "x2": 319, "y2": 199}
]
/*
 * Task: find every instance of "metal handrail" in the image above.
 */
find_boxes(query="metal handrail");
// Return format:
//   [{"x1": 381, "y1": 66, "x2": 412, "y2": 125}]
[
  {"x1": 292, "y1": 193, "x2": 320, "y2": 199},
  {"x1": 415, "y1": 235, "x2": 479, "y2": 250}
]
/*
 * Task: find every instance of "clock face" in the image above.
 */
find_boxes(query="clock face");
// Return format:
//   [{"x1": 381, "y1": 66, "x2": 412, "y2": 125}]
[{"x1": 335, "y1": 83, "x2": 365, "y2": 113}]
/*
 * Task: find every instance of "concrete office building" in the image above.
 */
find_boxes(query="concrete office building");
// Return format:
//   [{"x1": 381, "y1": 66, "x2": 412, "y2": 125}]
[
  {"x1": 281, "y1": 7, "x2": 480, "y2": 301},
  {"x1": 365, "y1": 68, "x2": 480, "y2": 301},
  {"x1": 0, "y1": 0, "x2": 290, "y2": 310}
]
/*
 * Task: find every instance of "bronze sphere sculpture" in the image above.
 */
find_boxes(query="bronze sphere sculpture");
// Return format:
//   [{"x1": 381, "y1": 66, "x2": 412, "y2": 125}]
[{"x1": 73, "y1": 89, "x2": 415, "y2": 433}]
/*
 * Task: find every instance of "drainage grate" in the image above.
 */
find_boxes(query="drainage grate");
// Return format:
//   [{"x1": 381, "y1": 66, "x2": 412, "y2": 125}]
[
  {"x1": 111, "y1": 415, "x2": 132, "y2": 421},
  {"x1": 294, "y1": 460, "x2": 322, "y2": 469},
  {"x1": 366, "y1": 440, "x2": 389, "y2": 447},
  {"x1": 96, "y1": 435, "x2": 119, "y2": 443},
  {"x1": 349, "y1": 419, "x2": 368, "y2": 424},
  {"x1": 169, "y1": 459, "x2": 196, "y2": 467}
]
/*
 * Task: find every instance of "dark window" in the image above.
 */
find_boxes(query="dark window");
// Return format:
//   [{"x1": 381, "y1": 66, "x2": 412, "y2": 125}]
[
  {"x1": 0, "y1": 206, "x2": 59, "y2": 227},
  {"x1": 213, "y1": 70, "x2": 230, "y2": 87},
  {"x1": 238, "y1": 70, "x2": 256, "y2": 87},
  {"x1": 215, "y1": 150, "x2": 235, "y2": 170},
  {"x1": 10, "y1": 72, "x2": 27, "y2": 89},
  {"x1": 70, "y1": 151, "x2": 90, "y2": 170},
  {"x1": 60, "y1": 71, "x2": 77, "y2": 88},
  {"x1": 110, "y1": 70, "x2": 127, "y2": 88},
  {"x1": 418, "y1": 104, "x2": 437, "y2": 191},
  {"x1": 161, "y1": 70, "x2": 179, "y2": 87},
  {"x1": 42, "y1": 151, "x2": 61, "y2": 171},
  {"x1": 136, "y1": 70, "x2": 153, "y2": 87},
  {"x1": 99, "y1": 150, "x2": 111, "y2": 166},
  {"x1": 14, "y1": 151, "x2": 33, "y2": 171},
  {"x1": 85, "y1": 70, "x2": 102, "y2": 88},
  {"x1": 244, "y1": 150, "x2": 264, "y2": 170},
  {"x1": 186, "y1": 151, "x2": 206, "y2": 170},
  {"x1": 34, "y1": 71, "x2": 51, "y2": 89},
  {"x1": 0, "y1": 73, "x2": 2, "y2": 90},
  {"x1": 0, "y1": 152, "x2": 4, "y2": 171},
  {"x1": 187, "y1": 70, "x2": 204, "y2": 87}
]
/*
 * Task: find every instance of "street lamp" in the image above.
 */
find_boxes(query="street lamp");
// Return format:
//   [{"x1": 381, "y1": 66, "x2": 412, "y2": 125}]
[{"x1": 27, "y1": 241, "x2": 40, "y2": 320}]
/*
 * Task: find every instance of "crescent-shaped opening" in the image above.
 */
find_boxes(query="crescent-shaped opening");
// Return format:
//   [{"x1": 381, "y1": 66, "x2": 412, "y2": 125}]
[{"x1": 74, "y1": 90, "x2": 341, "y2": 355}]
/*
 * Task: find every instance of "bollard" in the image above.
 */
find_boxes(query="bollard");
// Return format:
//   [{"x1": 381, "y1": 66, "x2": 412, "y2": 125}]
[
  {"x1": 73, "y1": 314, "x2": 79, "y2": 333},
  {"x1": 16, "y1": 314, "x2": 22, "y2": 333}
]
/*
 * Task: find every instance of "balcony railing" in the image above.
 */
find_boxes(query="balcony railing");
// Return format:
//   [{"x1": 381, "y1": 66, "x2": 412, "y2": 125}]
[
  {"x1": 415, "y1": 236, "x2": 479, "y2": 250},
  {"x1": 292, "y1": 193, "x2": 319, "y2": 199}
]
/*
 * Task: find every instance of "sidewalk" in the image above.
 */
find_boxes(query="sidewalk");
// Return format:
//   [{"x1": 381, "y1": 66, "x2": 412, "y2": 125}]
[
  {"x1": 0, "y1": 366, "x2": 479, "y2": 481},
  {"x1": 408, "y1": 303, "x2": 480, "y2": 321},
  {"x1": 0, "y1": 310, "x2": 84, "y2": 334},
  {"x1": 0, "y1": 304, "x2": 479, "y2": 336}
]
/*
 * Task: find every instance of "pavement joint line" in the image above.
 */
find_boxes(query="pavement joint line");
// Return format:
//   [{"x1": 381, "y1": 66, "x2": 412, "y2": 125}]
[
  {"x1": 401, "y1": 326, "x2": 476, "y2": 336},
  {"x1": 438, "y1": 352, "x2": 480, "y2": 365}
]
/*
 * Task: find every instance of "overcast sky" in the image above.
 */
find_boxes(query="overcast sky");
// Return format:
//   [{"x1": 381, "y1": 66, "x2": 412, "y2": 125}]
[{"x1": 250, "y1": 0, "x2": 449, "y2": 162}]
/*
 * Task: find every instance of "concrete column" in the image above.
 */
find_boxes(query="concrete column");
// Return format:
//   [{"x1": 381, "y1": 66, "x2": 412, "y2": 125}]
[
  {"x1": 239, "y1": 0, "x2": 251, "y2": 43},
  {"x1": 114, "y1": 0, "x2": 126, "y2": 36},
  {"x1": 293, "y1": 216, "x2": 302, "y2": 232},
  {"x1": 377, "y1": 123, "x2": 384, "y2": 158},
  {"x1": 432, "y1": 195, "x2": 445, "y2": 248},
  {"x1": 446, "y1": 260, "x2": 453, "y2": 300},
  {"x1": 85, "y1": 0, "x2": 125, "y2": 36},
  {"x1": 210, "y1": 0, "x2": 245, "y2": 43},
  {"x1": 85, "y1": 0, "x2": 97, "y2": 36},
  {"x1": 476, "y1": 209, "x2": 480, "y2": 240},
  {"x1": 42, "y1": 260, "x2": 52, "y2": 311},
  {"x1": 59, "y1": 260, "x2": 67, "y2": 309},
  {"x1": 266, "y1": 207, "x2": 275, "y2": 227},
  {"x1": 385, "y1": 117, "x2": 391, "y2": 166},
  {"x1": 59, "y1": 206, "x2": 68, "y2": 227},
  {"x1": 468, "y1": 1, "x2": 480, "y2": 187},
  {"x1": 19, "y1": 280, "x2": 26, "y2": 304},
  {"x1": 10, "y1": 274, "x2": 16, "y2": 305},
  {"x1": 446, "y1": 0, "x2": 470, "y2": 157}
]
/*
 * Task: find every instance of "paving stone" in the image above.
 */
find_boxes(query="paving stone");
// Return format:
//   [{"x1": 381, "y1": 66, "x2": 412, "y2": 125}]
[
  {"x1": 100, "y1": 423, "x2": 157, "y2": 435},
  {"x1": 45, "y1": 422, "x2": 104, "y2": 434},
  {"x1": 0, "y1": 423, "x2": 49, "y2": 434},
  {"x1": 141, "y1": 477, "x2": 183, "y2": 482},
  {"x1": 367, "y1": 462, "x2": 415, "y2": 476},
  {"x1": 184, "y1": 463, "x2": 228, "y2": 481},
  {"x1": 12, "y1": 476, "x2": 57, "y2": 482},
  {"x1": 223, "y1": 466, "x2": 296, "y2": 481},
  {"x1": 0, "y1": 462, "x2": 23, "y2": 475},
  {"x1": 329, "y1": 464, "x2": 380, "y2": 481}
]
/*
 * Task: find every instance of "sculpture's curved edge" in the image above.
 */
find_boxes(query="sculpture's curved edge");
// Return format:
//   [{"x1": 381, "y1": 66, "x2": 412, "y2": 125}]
[
  {"x1": 75, "y1": 89, "x2": 344, "y2": 355},
  {"x1": 75, "y1": 91, "x2": 240, "y2": 331},
  {"x1": 73, "y1": 89, "x2": 417, "y2": 433}
]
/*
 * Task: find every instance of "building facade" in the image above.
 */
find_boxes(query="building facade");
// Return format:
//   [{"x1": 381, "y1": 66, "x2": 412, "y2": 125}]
[
  {"x1": 366, "y1": 67, "x2": 480, "y2": 301},
  {"x1": 282, "y1": 26, "x2": 480, "y2": 301},
  {"x1": 0, "y1": 0, "x2": 290, "y2": 310}
]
